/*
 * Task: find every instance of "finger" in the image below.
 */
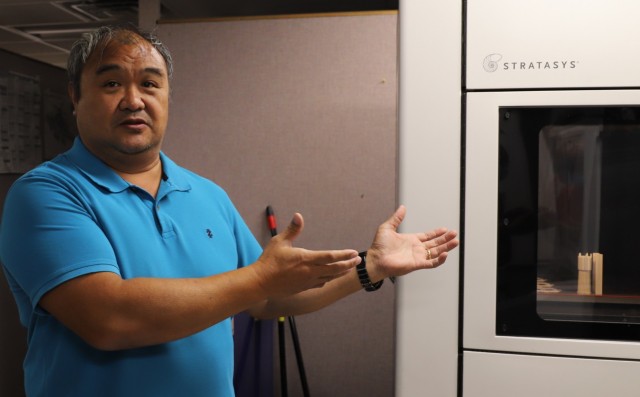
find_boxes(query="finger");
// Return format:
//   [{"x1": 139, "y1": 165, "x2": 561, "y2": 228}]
[
  {"x1": 420, "y1": 247, "x2": 449, "y2": 266},
  {"x1": 444, "y1": 238, "x2": 460, "y2": 253},
  {"x1": 425, "y1": 229, "x2": 458, "y2": 247},
  {"x1": 311, "y1": 254, "x2": 360, "y2": 277},
  {"x1": 424, "y1": 234, "x2": 459, "y2": 259},
  {"x1": 419, "y1": 227, "x2": 449, "y2": 242},
  {"x1": 302, "y1": 248, "x2": 359, "y2": 266},
  {"x1": 430, "y1": 251, "x2": 448, "y2": 268},
  {"x1": 279, "y1": 213, "x2": 304, "y2": 242},
  {"x1": 435, "y1": 231, "x2": 459, "y2": 250}
]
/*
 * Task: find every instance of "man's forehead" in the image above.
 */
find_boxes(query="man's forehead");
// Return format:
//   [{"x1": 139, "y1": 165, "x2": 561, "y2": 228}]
[{"x1": 85, "y1": 38, "x2": 166, "y2": 75}]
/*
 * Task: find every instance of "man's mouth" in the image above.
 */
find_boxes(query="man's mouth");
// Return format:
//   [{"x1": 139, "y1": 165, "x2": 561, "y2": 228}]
[
  {"x1": 121, "y1": 118, "x2": 147, "y2": 125},
  {"x1": 119, "y1": 118, "x2": 149, "y2": 129}
]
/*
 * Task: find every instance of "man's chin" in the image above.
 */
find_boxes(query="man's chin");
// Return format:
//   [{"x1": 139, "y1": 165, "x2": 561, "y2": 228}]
[{"x1": 113, "y1": 139, "x2": 159, "y2": 156}]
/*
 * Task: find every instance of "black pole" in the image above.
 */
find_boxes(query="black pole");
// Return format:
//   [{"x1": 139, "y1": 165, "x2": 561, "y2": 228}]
[
  {"x1": 278, "y1": 316, "x2": 288, "y2": 397},
  {"x1": 267, "y1": 206, "x2": 289, "y2": 397},
  {"x1": 266, "y1": 206, "x2": 310, "y2": 397},
  {"x1": 288, "y1": 316, "x2": 310, "y2": 397}
]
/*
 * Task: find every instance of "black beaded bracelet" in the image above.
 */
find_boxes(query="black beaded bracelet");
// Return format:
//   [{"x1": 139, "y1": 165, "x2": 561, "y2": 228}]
[{"x1": 357, "y1": 251, "x2": 383, "y2": 292}]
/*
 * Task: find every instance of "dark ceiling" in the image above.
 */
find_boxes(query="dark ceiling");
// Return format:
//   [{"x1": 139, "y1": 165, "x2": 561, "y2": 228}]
[
  {"x1": 161, "y1": 0, "x2": 399, "y2": 19},
  {"x1": 0, "y1": 0, "x2": 398, "y2": 69}
]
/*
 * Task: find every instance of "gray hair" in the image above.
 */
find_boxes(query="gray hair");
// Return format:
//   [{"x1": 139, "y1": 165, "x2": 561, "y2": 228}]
[{"x1": 67, "y1": 25, "x2": 173, "y2": 99}]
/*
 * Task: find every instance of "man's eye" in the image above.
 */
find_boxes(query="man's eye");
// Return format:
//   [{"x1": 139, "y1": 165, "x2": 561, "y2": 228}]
[
  {"x1": 142, "y1": 81, "x2": 158, "y2": 88},
  {"x1": 104, "y1": 81, "x2": 119, "y2": 88}
]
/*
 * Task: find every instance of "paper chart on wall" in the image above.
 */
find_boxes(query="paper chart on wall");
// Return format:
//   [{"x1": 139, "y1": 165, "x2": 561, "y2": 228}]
[{"x1": 0, "y1": 71, "x2": 42, "y2": 173}]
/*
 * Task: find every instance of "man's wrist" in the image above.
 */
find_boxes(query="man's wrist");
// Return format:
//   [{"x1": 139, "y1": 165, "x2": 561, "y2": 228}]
[{"x1": 356, "y1": 251, "x2": 383, "y2": 291}]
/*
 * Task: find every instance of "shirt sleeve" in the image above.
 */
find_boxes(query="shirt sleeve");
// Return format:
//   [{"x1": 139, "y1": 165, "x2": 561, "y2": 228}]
[{"x1": 0, "y1": 173, "x2": 120, "y2": 311}]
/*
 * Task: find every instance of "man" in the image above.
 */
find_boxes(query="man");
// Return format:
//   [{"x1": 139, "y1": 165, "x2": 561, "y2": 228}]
[{"x1": 0, "y1": 26, "x2": 458, "y2": 396}]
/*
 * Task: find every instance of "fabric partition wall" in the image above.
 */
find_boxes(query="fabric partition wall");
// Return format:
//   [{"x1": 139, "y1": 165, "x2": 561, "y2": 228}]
[{"x1": 157, "y1": 12, "x2": 398, "y2": 397}]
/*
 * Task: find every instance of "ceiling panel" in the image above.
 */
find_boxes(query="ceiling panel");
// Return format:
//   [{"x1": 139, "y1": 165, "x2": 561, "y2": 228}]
[
  {"x1": 0, "y1": 2, "x2": 87, "y2": 25},
  {"x1": 0, "y1": 28, "x2": 24, "y2": 41},
  {"x1": 0, "y1": 40, "x2": 49, "y2": 54}
]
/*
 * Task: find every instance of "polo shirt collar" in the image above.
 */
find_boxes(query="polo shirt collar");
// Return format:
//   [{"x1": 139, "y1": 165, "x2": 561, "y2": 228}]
[
  {"x1": 66, "y1": 137, "x2": 191, "y2": 194},
  {"x1": 158, "y1": 151, "x2": 192, "y2": 193}
]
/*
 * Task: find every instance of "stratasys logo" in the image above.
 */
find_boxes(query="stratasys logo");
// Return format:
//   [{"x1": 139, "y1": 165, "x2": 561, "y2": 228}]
[{"x1": 482, "y1": 53, "x2": 578, "y2": 73}]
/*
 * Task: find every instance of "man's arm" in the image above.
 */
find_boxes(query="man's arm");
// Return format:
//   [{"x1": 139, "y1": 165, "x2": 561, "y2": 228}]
[
  {"x1": 247, "y1": 205, "x2": 459, "y2": 319},
  {"x1": 39, "y1": 213, "x2": 359, "y2": 351}
]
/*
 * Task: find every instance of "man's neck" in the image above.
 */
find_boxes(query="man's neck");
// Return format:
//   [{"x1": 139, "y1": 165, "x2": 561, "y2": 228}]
[{"x1": 114, "y1": 156, "x2": 163, "y2": 198}]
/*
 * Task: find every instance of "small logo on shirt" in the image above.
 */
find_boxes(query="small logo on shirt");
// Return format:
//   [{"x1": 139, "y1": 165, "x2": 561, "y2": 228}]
[{"x1": 206, "y1": 229, "x2": 213, "y2": 238}]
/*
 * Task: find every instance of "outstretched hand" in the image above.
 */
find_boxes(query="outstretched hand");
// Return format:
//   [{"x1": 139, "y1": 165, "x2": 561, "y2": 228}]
[
  {"x1": 253, "y1": 213, "x2": 360, "y2": 298},
  {"x1": 367, "y1": 205, "x2": 459, "y2": 280}
]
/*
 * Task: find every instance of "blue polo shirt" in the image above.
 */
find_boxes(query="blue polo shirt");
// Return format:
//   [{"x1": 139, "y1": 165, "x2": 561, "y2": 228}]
[{"x1": 0, "y1": 137, "x2": 263, "y2": 397}]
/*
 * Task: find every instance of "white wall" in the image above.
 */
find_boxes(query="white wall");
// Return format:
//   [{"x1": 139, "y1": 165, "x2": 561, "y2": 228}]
[{"x1": 396, "y1": 1, "x2": 462, "y2": 396}]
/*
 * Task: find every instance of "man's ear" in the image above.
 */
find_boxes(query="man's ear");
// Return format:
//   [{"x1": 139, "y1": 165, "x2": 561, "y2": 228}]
[{"x1": 68, "y1": 82, "x2": 78, "y2": 109}]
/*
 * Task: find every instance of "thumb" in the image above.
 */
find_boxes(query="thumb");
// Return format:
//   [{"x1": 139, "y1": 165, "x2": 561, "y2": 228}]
[
  {"x1": 280, "y1": 212, "x2": 304, "y2": 242},
  {"x1": 383, "y1": 205, "x2": 406, "y2": 231}
]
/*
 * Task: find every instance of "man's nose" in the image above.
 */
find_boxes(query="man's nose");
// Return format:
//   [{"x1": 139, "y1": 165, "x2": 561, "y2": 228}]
[{"x1": 119, "y1": 86, "x2": 145, "y2": 112}]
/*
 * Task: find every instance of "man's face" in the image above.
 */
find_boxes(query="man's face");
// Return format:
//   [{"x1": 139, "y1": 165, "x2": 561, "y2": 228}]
[{"x1": 70, "y1": 34, "x2": 170, "y2": 169}]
